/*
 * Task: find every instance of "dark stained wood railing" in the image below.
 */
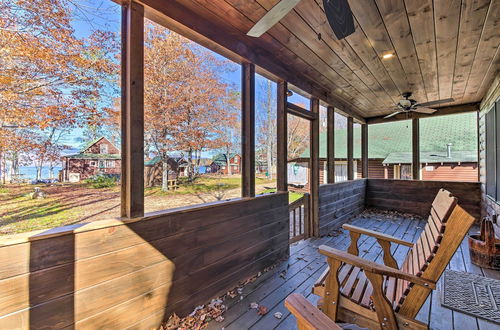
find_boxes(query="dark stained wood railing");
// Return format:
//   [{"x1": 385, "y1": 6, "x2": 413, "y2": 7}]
[{"x1": 289, "y1": 193, "x2": 310, "y2": 243}]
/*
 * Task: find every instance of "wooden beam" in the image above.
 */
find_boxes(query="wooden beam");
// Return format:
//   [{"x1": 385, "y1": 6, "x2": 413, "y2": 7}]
[
  {"x1": 277, "y1": 81, "x2": 288, "y2": 192},
  {"x1": 347, "y1": 117, "x2": 354, "y2": 180},
  {"x1": 121, "y1": 1, "x2": 144, "y2": 219},
  {"x1": 132, "y1": 0, "x2": 366, "y2": 122},
  {"x1": 366, "y1": 103, "x2": 480, "y2": 124},
  {"x1": 310, "y1": 98, "x2": 320, "y2": 237},
  {"x1": 287, "y1": 102, "x2": 318, "y2": 121},
  {"x1": 241, "y1": 62, "x2": 255, "y2": 197},
  {"x1": 361, "y1": 123, "x2": 368, "y2": 178},
  {"x1": 412, "y1": 118, "x2": 420, "y2": 180},
  {"x1": 327, "y1": 106, "x2": 335, "y2": 183}
]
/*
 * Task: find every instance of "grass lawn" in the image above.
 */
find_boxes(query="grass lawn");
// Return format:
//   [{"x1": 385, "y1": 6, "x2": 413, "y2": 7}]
[
  {"x1": 0, "y1": 175, "x2": 280, "y2": 235},
  {"x1": 0, "y1": 185, "x2": 79, "y2": 234},
  {"x1": 145, "y1": 175, "x2": 276, "y2": 196}
]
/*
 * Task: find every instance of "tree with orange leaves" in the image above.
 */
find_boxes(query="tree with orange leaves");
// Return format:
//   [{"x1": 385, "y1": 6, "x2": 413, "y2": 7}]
[
  {"x1": 0, "y1": 0, "x2": 118, "y2": 181},
  {"x1": 143, "y1": 22, "x2": 238, "y2": 190}
]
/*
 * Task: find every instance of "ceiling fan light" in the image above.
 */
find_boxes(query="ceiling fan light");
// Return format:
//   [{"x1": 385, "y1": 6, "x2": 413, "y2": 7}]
[{"x1": 400, "y1": 99, "x2": 411, "y2": 107}]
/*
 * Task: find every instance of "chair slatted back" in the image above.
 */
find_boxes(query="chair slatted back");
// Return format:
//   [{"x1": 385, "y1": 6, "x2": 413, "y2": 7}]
[{"x1": 394, "y1": 189, "x2": 458, "y2": 307}]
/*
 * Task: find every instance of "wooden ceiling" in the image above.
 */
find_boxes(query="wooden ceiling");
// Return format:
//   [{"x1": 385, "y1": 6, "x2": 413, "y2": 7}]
[{"x1": 138, "y1": 0, "x2": 499, "y2": 120}]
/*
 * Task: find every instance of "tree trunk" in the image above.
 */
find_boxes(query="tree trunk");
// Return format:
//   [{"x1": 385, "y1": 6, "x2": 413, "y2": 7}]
[
  {"x1": 161, "y1": 160, "x2": 169, "y2": 192},
  {"x1": 187, "y1": 148, "x2": 194, "y2": 181},
  {"x1": 226, "y1": 146, "x2": 232, "y2": 176}
]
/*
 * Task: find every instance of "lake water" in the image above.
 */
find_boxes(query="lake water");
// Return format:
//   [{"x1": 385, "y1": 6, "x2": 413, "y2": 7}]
[{"x1": 16, "y1": 166, "x2": 63, "y2": 180}]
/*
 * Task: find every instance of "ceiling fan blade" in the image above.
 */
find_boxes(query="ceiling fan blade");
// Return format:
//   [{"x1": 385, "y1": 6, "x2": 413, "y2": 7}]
[
  {"x1": 323, "y1": 0, "x2": 355, "y2": 40},
  {"x1": 416, "y1": 98, "x2": 454, "y2": 107},
  {"x1": 247, "y1": 0, "x2": 302, "y2": 37},
  {"x1": 384, "y1": 111, "x2": 403, "y2": 119},
  {"x1": 412, "y1": 107, "x2": 437, "y2": 114}
]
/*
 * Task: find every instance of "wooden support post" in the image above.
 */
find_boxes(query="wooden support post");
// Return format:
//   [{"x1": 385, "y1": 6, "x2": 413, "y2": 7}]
[
  {"x1": 241, "y1": 62, "x2": 255, "y2": 197},
  {"x1": 347, "y1": 117, "x2": 354, "y2": 180},
  {"x1": 277, "y1": 81, "x2": 288, "y2": 192},
  {"x1": 310, "y1": 98, "x2": 320, "y2": 236},
  {"x1": 361, "y1": 123, "x2": 368, "y2": 178},
  {"x1": 327, "y1": 106, "x2": 335, "y2": 183},
  {"x1": 412, "y1": 118, "x2": 420, "y2": 180},
  {"x1": 121, "y1": 1, "x2": 144, "y2": 219}
]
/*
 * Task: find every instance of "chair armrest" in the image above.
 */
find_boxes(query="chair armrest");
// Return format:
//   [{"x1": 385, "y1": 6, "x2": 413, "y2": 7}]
[
  {"x1": 284, "y1": 293, "x2": 342, "y2": 330},
  {"x1": 319, "y1": 245, "x2": 436, "y2": 289},
  {"x1": 343, "y1": 224, "x2": 414, "y2": 247}
]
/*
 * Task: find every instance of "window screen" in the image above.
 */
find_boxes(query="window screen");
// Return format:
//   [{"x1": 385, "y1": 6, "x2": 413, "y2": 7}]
[
  {"x1": 486, "y1": 104, "x2": 497, "y2": 200},
  {"x1": 497, "y1": 100, "x2": 500, "y2": 200}
]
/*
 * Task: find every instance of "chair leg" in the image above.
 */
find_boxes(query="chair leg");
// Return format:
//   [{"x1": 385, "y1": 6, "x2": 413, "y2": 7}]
[
  {"x1": 322, "y1": 258, "x2": 342, "y2": 321},
  {"x1": 365, "y1": 271, "x2": 398, "y2": 330}
]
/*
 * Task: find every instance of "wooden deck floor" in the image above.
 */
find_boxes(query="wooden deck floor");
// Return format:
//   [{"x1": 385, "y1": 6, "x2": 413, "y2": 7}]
[{"x1": 206, "y1": 212, "x2": 500, "y2": 330}]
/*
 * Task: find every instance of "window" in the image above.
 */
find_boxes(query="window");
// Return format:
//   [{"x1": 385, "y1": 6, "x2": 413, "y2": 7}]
[
  {"x1": 255, "y1": 74, "x2": 277, "y2": 194},
  {"x1": 143, "y1": 21, "x2": 241, "y2": 213},
  {"x1": 334, "y1": 113, "x2": 348, "y2": 182},
  {"x1": 100, "y1": 144, "x2": 108, "y2": 154},
  {"x1": 90, "y1": 161, "x2": 96, "y2": 166},
  {"x1": 368, "y1": 120, "x2": 412, "y2": 179},
  {"x1": 98, "y1": 160, "x2": 105, "y2": 169},
  {"x1": 106, "y1": 160, "x2": 115, "y2": 168},
  {"x1": 486, "y1": 100, "x2": 500, "y2": 201},
  {"x1": 420, "y1": 112, "x2": 478, "y2": 182}
]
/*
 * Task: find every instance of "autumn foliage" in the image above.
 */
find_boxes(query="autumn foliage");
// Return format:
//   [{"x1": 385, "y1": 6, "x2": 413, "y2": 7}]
[{"x1": 0, "y1": 0, "x2": 118, "y2": 180}]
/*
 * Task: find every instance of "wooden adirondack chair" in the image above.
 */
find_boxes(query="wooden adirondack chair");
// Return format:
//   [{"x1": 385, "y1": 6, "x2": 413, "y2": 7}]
[
  {"x1": 312, "y1": 189, "x2": 475, "y2": 330},
  {"x1": 285, "y1": 293, "x2": 342, "y2": 330}
]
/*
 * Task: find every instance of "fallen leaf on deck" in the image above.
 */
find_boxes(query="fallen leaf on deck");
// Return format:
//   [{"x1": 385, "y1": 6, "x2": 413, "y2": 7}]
[
  {"x1": 274, "y1": 312, "x2": 283, "y2": 319},
  {"x1": 258, "y1": 306, "x2": 268, "y2": 315},
  {"x1": 250, "y1": 302, "x2": 259, "y2": 309}
]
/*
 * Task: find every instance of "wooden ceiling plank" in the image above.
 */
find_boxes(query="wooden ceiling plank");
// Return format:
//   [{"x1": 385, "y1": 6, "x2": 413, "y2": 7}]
[
  {"x1": 294, "y1": 0, "x2": 397, "y2": 110},
  {"x1": 375, "y1": 0, "x2": 429, "y2": 103},
  {"x1": 314, "y1": 0, "x2": 405, "y2": 116},
  {"x1": 348, "y1": 0, "x2": 413, "y2": 99},
  {"x1": 404, "y1": 0, "x2": 440, "y2": 102},
  {"x1": 451, "y1": 0, "x2": 490, "y2": 100},
  {"x1": 255, "y1": 0, "x2": 385, "y2": 111},
  {"x1": 434, "y1": 0, "x2": 461, "y2": 101},
  {"x1": 473, "y1": 45, "x2": 500, "y2": 103},
  {"x1": 221, "y1": 0, "x2": 372, "y2": 112},
  {"x1": 139, "y1": 0, "x2": 366, "y2": 120},
  {"x1": 462, "y1": 0, "x2": 500, "y2": 102}
]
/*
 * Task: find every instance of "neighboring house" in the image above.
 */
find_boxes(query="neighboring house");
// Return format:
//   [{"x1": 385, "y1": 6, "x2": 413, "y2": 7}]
[
  {"x1": 60, "y1": 137, "x2": 121, "y2": 182},
  {"x1": 291, "y1": 113, "x2": 478, "y2": 189},
  {"x1": 144, "y1": 155, "x2": 188, "y2": 188},
  {"x1": 210, "y1": 153, "x2": 241, "y2": 174}
]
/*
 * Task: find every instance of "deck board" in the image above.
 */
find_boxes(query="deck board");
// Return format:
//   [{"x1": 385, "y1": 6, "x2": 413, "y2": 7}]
[{"x1": 206, "y1": 213, "x2": 500, "y2": 330}]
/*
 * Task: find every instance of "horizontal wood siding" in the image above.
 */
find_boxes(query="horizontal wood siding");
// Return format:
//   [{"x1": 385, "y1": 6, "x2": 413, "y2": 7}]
[
  {"x1": 357, "y1": 159, "x2": 393, "y2": 179},
  {"x1": 0, "y1": 193, "x2": 289, "y2": 329},
  {"x1": 366, "y1": 179, "x2": 481, "y2": 220},
  {"x1": 318, "y1": 179, "x2": 366, "y2": 235},
  {"x1": 421, "y1": 163, "x2": 478, "y2": 182}
]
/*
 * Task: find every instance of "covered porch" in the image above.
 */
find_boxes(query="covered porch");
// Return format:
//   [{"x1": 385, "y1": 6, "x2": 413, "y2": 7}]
[
  {"x1": 0, "y1": 0, "x2": 499, "y2": 329},
  {"x1": 207, "y1": 210, "x2": 499, "y2": 330}
]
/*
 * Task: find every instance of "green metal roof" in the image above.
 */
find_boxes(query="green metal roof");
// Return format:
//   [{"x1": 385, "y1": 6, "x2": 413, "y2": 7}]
[
  {"x1": 301, "y1": 112, "x2": 477, "y2": 160},
  {"x1": 80, "y1": 136, "x2": 106, "y2": 152},
  {"x1": 383, "y1": 151, "x2": 477, "y2": 164},
  {"x1": 212, "y1": 153, "x2": 239, "y2": 166}
]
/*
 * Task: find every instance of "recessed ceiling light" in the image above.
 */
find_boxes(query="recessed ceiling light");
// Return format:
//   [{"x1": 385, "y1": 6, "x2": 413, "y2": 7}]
[{"x1": 382, "y1": 53, "x2": 395, "y2": 59}]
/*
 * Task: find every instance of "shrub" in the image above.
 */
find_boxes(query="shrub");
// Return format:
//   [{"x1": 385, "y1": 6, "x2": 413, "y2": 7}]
[{"x1": 85, "y1": 174, "x2": 119, "y2": 189}]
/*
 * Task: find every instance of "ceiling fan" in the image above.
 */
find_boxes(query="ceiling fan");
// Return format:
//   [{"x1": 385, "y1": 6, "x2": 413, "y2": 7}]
[
  {"x1": 383, "y1": 92, "x2": 454, "y2": 119},
  {"x1": 247, "y1": 0, "x2": 355, "y2": 40}
]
